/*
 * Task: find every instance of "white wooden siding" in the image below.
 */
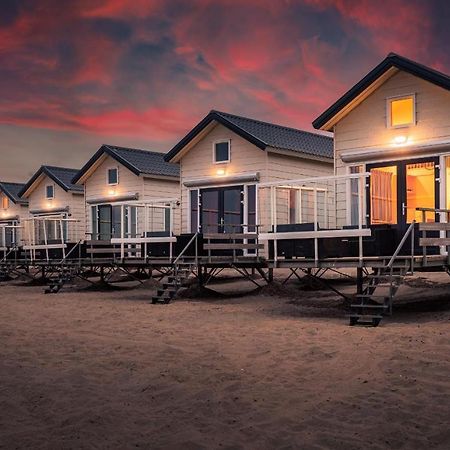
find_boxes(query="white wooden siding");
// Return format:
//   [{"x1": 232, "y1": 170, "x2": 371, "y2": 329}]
[
  {"x1": 335, "y1": 70, "x2": 450, "y2": 226},
  {"x1": 27, "y1": 174, "x2": 85, "y2": 241}
]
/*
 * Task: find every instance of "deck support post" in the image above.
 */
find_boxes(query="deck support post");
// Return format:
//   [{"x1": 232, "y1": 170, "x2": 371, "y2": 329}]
[
  {"x1": 356, "y1": 267, "x2": 364, "y2": 295},
  {"x1": 268, "y1": 268, "x2": 274, "y2": 283}
]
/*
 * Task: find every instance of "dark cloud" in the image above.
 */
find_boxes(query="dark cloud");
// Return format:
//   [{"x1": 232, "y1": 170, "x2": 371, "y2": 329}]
[{"x1": 0, "y1": 0, "x2": 447, "y2": 181}]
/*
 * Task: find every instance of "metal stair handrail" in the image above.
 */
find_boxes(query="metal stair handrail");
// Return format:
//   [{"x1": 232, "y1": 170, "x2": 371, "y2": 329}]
[
  {"x1": 58, "y1": 239, "x2": 84, "y2": 266},
  {"x1": 173, "y1": 233, "x2": 199, "y2": 266},
  {"x1": 387, "y1": 220, "x2": 415, "y2": 271}
]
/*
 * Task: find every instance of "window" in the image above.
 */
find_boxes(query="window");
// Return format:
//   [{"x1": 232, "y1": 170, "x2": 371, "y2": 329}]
[
  {"x1": 107, "y1": 167, "x2": 118, "y2": 185},
  {"x1": 370, "y1": 166, "x2": 398, "y2": 225},
  {"x1": 388, "y1": 95, "x2": 415, "y2": 127},
  {"x1": 349, "y1": 165, "x2": 363, "y2": 226},
  {"x1": 213, "y1": 141, "x2": 230, "y2": 163},
  {"x1": 1, "y1": 195, "x2": 9, "y2": 209},
  {"x1": 289, "y1": 189, "x2": 298, "y2": 224},
  {"x1": 190, "y1": 190, "x2": 199, "y2": 233},
  {"x1": 46, "y1": 185, "x2": 54, "y2": 199}
]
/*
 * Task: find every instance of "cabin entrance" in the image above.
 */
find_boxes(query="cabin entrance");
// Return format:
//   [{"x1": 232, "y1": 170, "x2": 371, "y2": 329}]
[
  {"x1": 367, "y1": 157, "x2": 439, "y2": 252},
  {"x1": 199, "y1": 185, "x2": 244, "y2": 234},
  {"x1": 92, "y1": 205, "x2": 137, "y2": 241}
]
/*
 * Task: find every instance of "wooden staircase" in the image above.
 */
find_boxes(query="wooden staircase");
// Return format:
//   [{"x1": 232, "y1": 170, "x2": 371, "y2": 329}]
[
  {"x1": 349, "y1": 220, "x2": 416, "y2": 327},
  {"x1": 0, "y1": 264, "x2": 10, "y2": 282},
  {"x1": 349, "y1": 265, "x2": 408, "y2": 327},
  {"x1": 151, "y1": 262, "x2": 194, "y2": 304},
  {"x1": 44, "y1": 266, "x2": 75, "y2": 294}
]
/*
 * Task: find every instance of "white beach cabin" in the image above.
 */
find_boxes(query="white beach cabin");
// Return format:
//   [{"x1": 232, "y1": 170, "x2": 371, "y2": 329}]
[
  {"x1": 72, "y1": 145, "x2": 180, "y2": 259},
  {"x1": 18, "y1": 166, "x2": 85, "y2": 261},
  {"x1": 0, "y1": 182, "x2": 29, "y2": 258},
  {"x1": 164, "y1": 110, "x2": 333, "y2": 257}
]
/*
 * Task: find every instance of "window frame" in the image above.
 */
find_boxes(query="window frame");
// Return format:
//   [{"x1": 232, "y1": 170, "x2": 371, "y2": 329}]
[
  {"x1": 107, "y1": 166, "x2": 119, "y2": 186},
  {"x1": 386, "y1": 93, "x2": 416, "y2": 129},
  {"x1": 45, "y1": 184, "x2": 55, "y2": 200},
  {"x1": 212, "y1": 139, "x2": 231, "y2": 164},
  {"x1": 1, "y1": 195, "x2": 9, "y2": 210}
]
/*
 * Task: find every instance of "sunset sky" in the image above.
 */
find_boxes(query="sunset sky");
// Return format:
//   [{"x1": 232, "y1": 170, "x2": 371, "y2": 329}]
[{"x1": 1, "y1": 0, "x2": 449, "y2": 181}]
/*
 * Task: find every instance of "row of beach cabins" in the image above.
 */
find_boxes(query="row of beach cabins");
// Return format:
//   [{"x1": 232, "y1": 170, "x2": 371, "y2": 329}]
[{"x1": 3, "y1": 53, "x2": 450, "y2": 326}]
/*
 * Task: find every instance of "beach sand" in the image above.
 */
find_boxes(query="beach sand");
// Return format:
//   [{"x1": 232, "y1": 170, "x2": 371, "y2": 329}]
[{"x1": 0, "y1": 271, "x2": 449, "y2": 449}]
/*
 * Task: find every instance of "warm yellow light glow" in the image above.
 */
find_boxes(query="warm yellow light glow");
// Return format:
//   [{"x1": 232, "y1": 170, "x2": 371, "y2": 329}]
[
  {"x1": 46, "y1": 202, "x2": 54, "y2": 209},
  {"x1": 393, "y1": 135, "x2": 408, "y2": 145},
  {"x1": 216, "y1": 168, "x2": 226, "y2": 176},
  {"x1": 390, "y1": 97, "x2": 414, "y2": 127},
  {"x1": 108, "y1": 189, "x2": 117, "y2": 196}
]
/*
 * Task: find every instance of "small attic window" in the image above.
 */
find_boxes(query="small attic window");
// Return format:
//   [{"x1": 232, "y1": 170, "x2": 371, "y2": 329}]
[
  {"x1": 1, "y1": 195, "x2": 9, "y2": 209},
  {"x1": 46, "y1": 185, "x2": 54, "y2": 199},
  {"x1": 213, "y1": 140, "x2": 230, "y2": 164},
  {"x1": 388, "y1": 95, "x2": 415, "y2": 128},
  {"x1": 107, "y1": 167, "x2": 119, "y2": 185}
]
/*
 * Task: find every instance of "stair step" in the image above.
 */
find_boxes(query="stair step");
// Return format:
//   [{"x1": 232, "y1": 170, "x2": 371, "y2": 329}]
[
  {"x1": 367, "y1": 274, "x2": 404, "y2": 279},
  {"x1": 356, "y1": 294, "x2": 389, "y2": 299},
  {"x1": 152, "y1": 296, "x2": 171, "y2": 305},
  {"x1": 351, "y1": 304, "x2": 388, "y2": 309},
  {"x1": 157, "y1": 289, "x2": 176, "y2": 298}
]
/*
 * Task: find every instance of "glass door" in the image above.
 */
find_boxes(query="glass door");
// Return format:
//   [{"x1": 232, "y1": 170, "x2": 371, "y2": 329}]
[
  {"x1": 200, "y1": 186, "x2": 243, "y2": 234},
  {"x1": 367, "y1": 157, "x2": 439, "y2": 249},
  {"x1": 98, "y1": 205, "x2": 112, "y2": 240}
]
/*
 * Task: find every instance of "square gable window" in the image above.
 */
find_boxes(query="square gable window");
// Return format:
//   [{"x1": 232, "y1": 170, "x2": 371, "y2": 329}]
[
  {"x1": 388, "y1": 95, "x2": 415, "y2": 128},
  {"x1": 107, "y1": 167, "x2": 119, "y2": 185},
  {"x1": 1, "y1": 195, "x2": 9, "y2": 209},
  {"x1": 46, "y1": 185, "x2": 54, "y2": 199},
  {"x1": 214, "y1": 141, "x2": 230, "y2": 164}
]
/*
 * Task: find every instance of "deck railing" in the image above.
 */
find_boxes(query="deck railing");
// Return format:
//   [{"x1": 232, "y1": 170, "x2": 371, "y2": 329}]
[
  {"x1": 257, "y1": 172, "x2": 371, "y2": 264},
  {"x1": 416, "y1": 207, "x2": 450, "y2": 266}
]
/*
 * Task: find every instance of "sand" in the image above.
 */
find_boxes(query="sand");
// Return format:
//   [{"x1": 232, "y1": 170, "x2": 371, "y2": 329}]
[{"x1": 0, "y1": 271, "x2": 449, "y2": 449}]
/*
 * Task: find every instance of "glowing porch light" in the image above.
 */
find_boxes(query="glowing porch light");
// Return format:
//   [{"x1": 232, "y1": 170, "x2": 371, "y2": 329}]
[
  {"x1": 108, "y1": 189, "x2": 117, "y2": 196},
  {"x1": 393, "y1": 135, "x2": 408, "y2": 145},
  {"x1": 216, "y1": 168, "x2": 226, "y2": 176}
]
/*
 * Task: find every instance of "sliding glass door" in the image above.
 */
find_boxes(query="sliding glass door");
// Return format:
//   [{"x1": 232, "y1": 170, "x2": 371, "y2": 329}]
[
  {"x1": 367, "y1": 157, "x2": 439, "y2": 242},
  {"x1": 92, "y1": 205, "x2": 137, "y2": 240}
]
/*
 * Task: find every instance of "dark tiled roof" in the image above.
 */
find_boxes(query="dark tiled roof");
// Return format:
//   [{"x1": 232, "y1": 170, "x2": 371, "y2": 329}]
[
  {"x1": 0, "y1": 182, "x2": 28, "y2": 205},
  {"x1": 72, "y1": 145, "x2": 179, "y2": 184},
  {"x1": 313, "y1": 52, "x2": 450, "y2": 131},
  {"x1": 165, "y1": 110, "x2": 333, "y2": 162},
  {"x1": 19, "y1": 166, "x2": 83, "y2": 198}
]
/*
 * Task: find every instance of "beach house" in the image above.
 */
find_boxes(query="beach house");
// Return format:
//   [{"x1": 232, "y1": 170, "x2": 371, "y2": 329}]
[
  {"x1": 0, "y1": 182, "x2": 28, "y2": 256},
  {"x1": 72, "y1": 145, "x2": 180, "y2": 258},
  {"x1": 18, "y1": 166, "x2": 85, "y2": 259},
  {"x1": 164, "y1": 110, "x2": 333, "y2": 249},
  {"x1": 311, "y1": 53, "x2": 450, "y2": 251}
]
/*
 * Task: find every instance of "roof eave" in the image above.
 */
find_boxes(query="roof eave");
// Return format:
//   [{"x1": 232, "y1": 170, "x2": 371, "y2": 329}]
[
  {"x1": 72, "y1": 145, "x2": 141, "y2": 185},
  {"x1": 267, "y1": 147, "x2": 333, "y2": 163},
  {"x1": 164, "y1": 112, "x2": 267, "y2": 163},
  {"x1": 313, "y1": 53, "x2": 450, "y2": 131}
]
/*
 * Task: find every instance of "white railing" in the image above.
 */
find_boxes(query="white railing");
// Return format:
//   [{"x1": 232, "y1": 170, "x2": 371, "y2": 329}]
[
  {"x1": 107, "y1": 198, "x2": 179, "y2": 260},
  {"x1": 22, "y1": 215, "x2": 81, "y2": 262},
  {"x1": 257, "y1": 172, "x2": 371, "y2": 263}
]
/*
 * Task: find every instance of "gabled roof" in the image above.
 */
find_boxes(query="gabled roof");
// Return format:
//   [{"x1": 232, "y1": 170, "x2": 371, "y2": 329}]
[
  {"x1": 19, "y1": 166, "x2": 83, "y2": 198},
  {"x1": 164, "y1": 110, "x2": 333, "y2": 162},
  {"x1": 0, "y1": 182, "x2": 28, "y2": 205},
  {"x1": 313, "y1": 53, "x2": 450, "y2": 131},
  {"x1": 72, "y1": 145, "x2": 180, "y2": 184}
]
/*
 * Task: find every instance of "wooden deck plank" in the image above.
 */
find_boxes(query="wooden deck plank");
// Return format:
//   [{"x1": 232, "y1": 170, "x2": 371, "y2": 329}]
[
  {"x1": 419, "y1": 238, "x2": 450, "y2": 246},
  {"x1": 204, "y1": 243, "x2": 264, "y2": 250},
  {"x1": 419, "y1": 223, "x2": 450, "y2": 231}
]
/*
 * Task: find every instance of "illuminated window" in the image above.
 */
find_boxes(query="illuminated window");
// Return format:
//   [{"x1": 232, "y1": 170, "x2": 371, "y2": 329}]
[
  {"x1": 1, "y1": 195, "x2": 9, "y2": 209},
  {"x1": 370, "y1": 166, "x2": 398, "y2": 225},
  {"x1": 349, "y1": 165, "x2": 363, "y2": 226},
  {"x1": 406, "y1": 162, "x2": 435, "y2": 223},
  {"x1": 213, "y1": 141, "x2": 230, "y2": 163},
  {"x1": 388, "y1": 96, "x2": 415, "y2": 127},
  {"x1": 46, "y1": 185, "x2": 54, "y2": 199},
  {"x1": 107, "y1": 168, "x2": 118, "y2": 185}
]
